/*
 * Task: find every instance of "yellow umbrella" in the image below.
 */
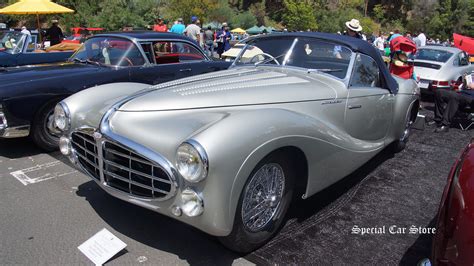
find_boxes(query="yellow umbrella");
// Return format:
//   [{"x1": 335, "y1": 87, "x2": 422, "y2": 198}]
[
  {"x1": 0, "y1": 0, "x2": 74, "y2": 41},
  {"x1": 231, "y1": 28, "x2": 246, "y2": 34}
]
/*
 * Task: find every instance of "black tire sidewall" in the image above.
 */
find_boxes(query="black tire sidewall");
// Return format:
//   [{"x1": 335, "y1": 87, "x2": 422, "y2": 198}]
[
  {"x1": 220, "y1": 153, "x2": 295, "y2": 253},
  {"x1": 31, "y1": 101, "x2": 60, "y2": 151}
]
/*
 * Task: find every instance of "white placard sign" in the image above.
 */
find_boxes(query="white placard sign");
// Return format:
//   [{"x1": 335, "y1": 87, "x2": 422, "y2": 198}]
[{"x1": 78, "y1": 228, "x2": 127, "y2": 265}]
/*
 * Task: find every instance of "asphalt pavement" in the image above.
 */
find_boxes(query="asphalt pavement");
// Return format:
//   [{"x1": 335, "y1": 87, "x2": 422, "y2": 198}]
[{"x1": 1, "y1": 106, "x2": 473, "y2": 265}]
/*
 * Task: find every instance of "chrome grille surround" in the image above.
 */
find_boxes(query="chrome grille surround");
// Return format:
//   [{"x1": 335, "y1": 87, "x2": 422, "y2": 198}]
[{"x1": 70, "y1": 128, "x2": 178, "y2": 201}]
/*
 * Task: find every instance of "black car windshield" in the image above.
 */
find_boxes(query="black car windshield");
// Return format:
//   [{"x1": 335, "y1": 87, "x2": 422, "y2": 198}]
[
  {"x1": 0, "y1": 31, "x2": 26, "y2": 54},
  {"x1": 71, "y1": 36, "x2": 146, "y2": 66},
  {"x1": 234, "y1": 36, "x2": 353, "y2": 79},
  {"x1": 414, "y1": 48, "x2": 453, "y2": 63}
]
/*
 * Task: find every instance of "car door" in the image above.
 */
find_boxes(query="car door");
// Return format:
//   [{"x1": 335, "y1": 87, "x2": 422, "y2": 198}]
[
  {"x1": 458, "y1": 51, "x2": 474, "y2": 76},
  {"x1": 344, "y1": 53, "x2": 393, "y2": 141},
  {"x1": 129, "y1": 41, "x2": 222, "y2": 85}
]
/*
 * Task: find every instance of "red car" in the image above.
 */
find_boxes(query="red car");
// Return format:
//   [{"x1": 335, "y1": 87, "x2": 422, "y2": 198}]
[{"x1": 431, "y1": 138, "x2": 474, "y2": 265}]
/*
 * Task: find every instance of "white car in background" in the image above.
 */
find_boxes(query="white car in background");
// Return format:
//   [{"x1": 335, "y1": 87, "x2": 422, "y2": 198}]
[
  {"x1": 414, "y1": 46, "x2": 473, "y2": 94},
  {"x1": 222, "y1": 43, "x2": 263, "y2": 62}
]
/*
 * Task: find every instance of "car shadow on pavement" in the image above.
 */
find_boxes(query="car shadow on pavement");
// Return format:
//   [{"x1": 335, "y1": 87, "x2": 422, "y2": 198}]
[
  {"x1": 75, "y1": 181, "x2": 241, "y2": 265},
  {"x1": 0, "y1": 137, "x2": 44, "y2": 159},
  {"x1": 286, "y1": 146, "x2": 395, "y2": 223}
]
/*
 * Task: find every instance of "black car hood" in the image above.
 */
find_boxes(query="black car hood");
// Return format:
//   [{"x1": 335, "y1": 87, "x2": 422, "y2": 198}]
[{"x1": 0, "y1": 62, "x2": 105, "y2": 87}]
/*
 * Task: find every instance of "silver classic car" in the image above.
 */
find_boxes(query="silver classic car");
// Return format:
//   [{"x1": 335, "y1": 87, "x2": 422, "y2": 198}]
[{"x1": 55, "y1": 33, "x2": 419, "y2": 252}]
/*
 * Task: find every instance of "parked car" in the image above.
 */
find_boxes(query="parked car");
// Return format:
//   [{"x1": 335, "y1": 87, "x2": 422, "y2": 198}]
[
  {"x1": 56, "y1": 32, "x2": 419, "y2": 252},
  {"x1": 0, "y1": 31, "x2": 74, "y2": 67},
  {"x1": 414, "y1": 46, "x2": 473, "y2": 94},
  {"x1": 427, "y1": 139, "x2": 474, "y2": 265},
  {"x1": 0, "y1": 32, "x2": 230, "y2": 150}
]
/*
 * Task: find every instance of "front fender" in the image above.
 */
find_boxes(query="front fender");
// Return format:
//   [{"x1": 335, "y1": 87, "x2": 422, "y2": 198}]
[{"x1": 192, "y1": 108, "x2": 379, "y2": 232}]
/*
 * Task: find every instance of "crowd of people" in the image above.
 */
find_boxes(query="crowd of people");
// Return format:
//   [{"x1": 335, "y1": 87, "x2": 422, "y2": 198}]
[{"x1": 151, "y1": 16, "x2": 242, "y2": 58}]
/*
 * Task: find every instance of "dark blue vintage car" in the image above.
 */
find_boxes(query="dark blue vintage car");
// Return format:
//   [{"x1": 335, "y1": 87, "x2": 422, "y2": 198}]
[
  {"x1": 0, "y1": 31, "x2": 231, "y2": 150},
  {"x1": 0, "y1": 31, "x2": 74, "y2": 67}
]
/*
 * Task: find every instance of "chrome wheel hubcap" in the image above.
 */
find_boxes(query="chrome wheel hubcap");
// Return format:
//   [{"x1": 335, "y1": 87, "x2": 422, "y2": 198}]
[{"x1": 242, "y1": 163, "x2": 285, "y2": 232}]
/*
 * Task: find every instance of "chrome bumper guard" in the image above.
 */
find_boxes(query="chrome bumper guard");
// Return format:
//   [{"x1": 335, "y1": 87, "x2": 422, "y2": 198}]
[{"x1": 0, "y1": 111, "x2": 30, "y2": 138}]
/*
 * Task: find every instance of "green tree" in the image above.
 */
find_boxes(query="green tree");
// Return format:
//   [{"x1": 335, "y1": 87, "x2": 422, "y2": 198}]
[
  {"x1": 282, "y1": 0, "x2": 317, "y2": 31},
  {"x1": 231, "y1": 11, "x2": 257, "y2": 29}
]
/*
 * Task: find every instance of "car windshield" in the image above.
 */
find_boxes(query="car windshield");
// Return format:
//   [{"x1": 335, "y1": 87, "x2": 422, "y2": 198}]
[
  {"x1": 234, "y1": 36, "x2": 352, "y2": 79},
  {"x1": 70, "y1": 36, "x2": 145, "y2": 66},
  {"x1": 0, "y1": 31, "x2": 26, "y2": 54},
  {"x1": 414, "y1": 48, "x2": 453, "y2": 63}
]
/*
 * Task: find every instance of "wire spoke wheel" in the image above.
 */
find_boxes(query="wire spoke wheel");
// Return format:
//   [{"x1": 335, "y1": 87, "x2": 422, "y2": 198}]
[{"x1": 241, "y1": 163, "x2": 285, "y2": 232}]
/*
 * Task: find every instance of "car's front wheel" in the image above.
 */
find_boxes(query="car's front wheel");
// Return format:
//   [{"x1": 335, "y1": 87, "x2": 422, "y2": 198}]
[
  {"x1": 31, "y1": 101, "x2": 62, "y2": 151},
  {"x1": 219, "y1": 153, "x2": 295, "y2": 253}
]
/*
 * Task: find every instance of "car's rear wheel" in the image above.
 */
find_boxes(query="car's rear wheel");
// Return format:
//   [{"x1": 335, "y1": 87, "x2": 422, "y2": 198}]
[
  {"x1": 31, "y1": 101, "x2": 62, "y2": 151},
  {"x1": 392, "y1": 110, "x2": 414, "y2": 153},
  {"x1": 219, "y1": 152, "x2": 295, "y2": 253}
]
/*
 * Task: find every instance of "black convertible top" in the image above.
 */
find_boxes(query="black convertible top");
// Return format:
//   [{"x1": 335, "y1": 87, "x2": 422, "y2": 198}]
[{"x1": 251, "y1": 32, "x2": 399, "y2": 93}]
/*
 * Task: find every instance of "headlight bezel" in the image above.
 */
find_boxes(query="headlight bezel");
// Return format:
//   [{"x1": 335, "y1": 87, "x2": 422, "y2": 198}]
[
  {"x1": 176, "y1": 139, "x2": 209, "y2": 183},
  {"x1": 54, "y1": 101, "x2": 71, "y2": 132}
]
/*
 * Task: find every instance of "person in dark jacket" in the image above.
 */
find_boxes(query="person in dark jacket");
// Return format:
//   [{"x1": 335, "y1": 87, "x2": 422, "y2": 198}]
[{"x1": 45, "y1": 19, "x2": 64, "y2": 46}]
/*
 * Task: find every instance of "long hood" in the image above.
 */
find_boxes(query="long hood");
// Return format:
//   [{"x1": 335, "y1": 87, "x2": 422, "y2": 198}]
[
  {"x1": 119, "y1": 67, "x2": 342, "y2": 111},
  {"x1": 0, "y1": 62, "x2": 102, "y2": 87}
]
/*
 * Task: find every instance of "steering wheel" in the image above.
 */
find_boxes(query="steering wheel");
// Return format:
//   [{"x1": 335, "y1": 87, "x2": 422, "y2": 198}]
[{"x1": 249, "y1": 53, "x2": 280, "y2": 65}]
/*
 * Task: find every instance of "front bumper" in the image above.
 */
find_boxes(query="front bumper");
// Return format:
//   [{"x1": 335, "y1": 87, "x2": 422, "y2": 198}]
[{"x1": 0, "y1": 110, "x2": 30, "y2": 138}]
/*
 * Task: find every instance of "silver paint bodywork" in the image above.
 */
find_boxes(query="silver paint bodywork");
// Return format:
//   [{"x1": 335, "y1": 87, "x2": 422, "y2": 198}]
[
  {"x1": 415, "y1": 46, "x2": 473, "y2": 89},
  {"x1": 62, "y1": 56, "x2": 419, "y2": 236}
]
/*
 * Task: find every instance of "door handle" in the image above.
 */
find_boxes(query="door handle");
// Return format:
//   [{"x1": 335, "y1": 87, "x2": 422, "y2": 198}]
[
  {"x1": 179, "y1": 68, "x2": 192, "y2": 72},
  {"x1": 348, "y1": 104, "x2": 362, "y2": 109}
]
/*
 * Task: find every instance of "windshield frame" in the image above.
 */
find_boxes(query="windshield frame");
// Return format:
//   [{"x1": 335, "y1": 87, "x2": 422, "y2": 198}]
[
  {"x1": 0, "y1": 31, "x2": 27, "y2": 55},
  {"x1": 69, "y1": 35, "x2": 149, "y2": 68},
  {"x1": 230, "y1": 35, "x2": 356, "y2": 82}
]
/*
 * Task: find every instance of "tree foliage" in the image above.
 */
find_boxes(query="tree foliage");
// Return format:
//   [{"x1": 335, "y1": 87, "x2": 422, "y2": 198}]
[
  {"x1": 282, "y1": 0, "x2": 318, "y2": 31},
  {"x1": 0, "y1": 0, "x2": 471, "y2": 39}
]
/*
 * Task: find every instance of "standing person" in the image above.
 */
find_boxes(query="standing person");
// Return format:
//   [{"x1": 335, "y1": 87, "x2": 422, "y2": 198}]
[
  {"x1": 21, "y1": 26, "x2": 31, "y2": 50},
  {"x1": 374, "y1": 32, "x2": 385, "y2": 52},
  {"x1": 216, "y1": 23, "x2": 231, "y2": 59},
  {"x1": 417, "y1": 31, "x2": 426, "y2": 46},
  {"x1": 44, "y1": 19, "x2": 64, "y2": 46},
  {"x1": 184, "y1": 16, "x2": 201, "y2": 44},
  {"x1": 334, "y1": 19, "x2": 362, "y2": 58},
  {"x1": 203, "y1": 26, "x2": 214, "y2": 57},
  {"x1": 153, "y1": 17, "x2": 168, "y2": 32},
  {"x1": 170, "y1": 18, "x2": 185, "y2": 35},
  {"x1": 344, "y1": 19, "x2": 363, "y2": 39}
]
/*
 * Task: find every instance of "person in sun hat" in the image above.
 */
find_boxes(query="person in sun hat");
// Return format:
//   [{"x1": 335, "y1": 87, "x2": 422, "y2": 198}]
[
  {"x1": 333, "y1": 18, "x2": 363, "y2": 58},
  {"x1": 344, "y1": 18, "x2": 363, "y2": 39},
  {"x1": 44, "y1": 19, "x2": 64, "y2": 46}
]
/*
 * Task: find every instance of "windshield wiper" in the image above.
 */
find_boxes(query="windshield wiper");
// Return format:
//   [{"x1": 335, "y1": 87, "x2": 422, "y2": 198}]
[{"x1": 85, "y1": 59, "x2": 103, "y2": 67}]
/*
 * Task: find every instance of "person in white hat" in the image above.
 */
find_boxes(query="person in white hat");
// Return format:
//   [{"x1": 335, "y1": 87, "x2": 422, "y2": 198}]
[
  {"x1": 344, "y1": 19, "x2": 363, "y2": 39},
  {"x1": 21, "y1": 26, "x2": 31, "y2": 51}
]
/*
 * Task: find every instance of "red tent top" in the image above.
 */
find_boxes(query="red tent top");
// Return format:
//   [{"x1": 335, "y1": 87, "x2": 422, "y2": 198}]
[{"x1": 453, "y1": 33, "x2": 474, "y2": 55}]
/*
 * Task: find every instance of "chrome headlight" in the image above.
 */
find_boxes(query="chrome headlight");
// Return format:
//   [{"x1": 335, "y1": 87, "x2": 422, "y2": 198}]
[
  {"x1": 176, "y1": 140, "x2": 208, "y2": 183},
  {"x1": 53, "y1": 102, "x2": 70, "y2": 131}
]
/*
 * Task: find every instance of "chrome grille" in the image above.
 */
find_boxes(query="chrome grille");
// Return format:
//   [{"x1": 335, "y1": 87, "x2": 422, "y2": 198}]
[
  {"x1": 71, "y1": 132, "x2": 100, "y2": 180},
  {"x1": 102, "y1": 141, "x2": 172, "y2": 198},
  {"x1": 71, "y1": 130, "x2": 173, "y2": 199}
]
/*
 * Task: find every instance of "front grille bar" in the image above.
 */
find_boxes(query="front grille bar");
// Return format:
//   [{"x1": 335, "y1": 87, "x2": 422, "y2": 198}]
[{"x1": 104, "y1": 159, "x2": 172, "y2": 184}]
